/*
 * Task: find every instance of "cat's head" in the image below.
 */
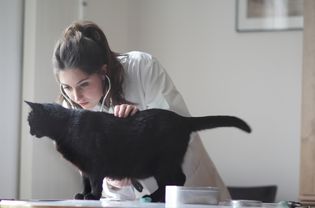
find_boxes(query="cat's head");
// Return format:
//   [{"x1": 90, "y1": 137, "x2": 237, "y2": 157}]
[{"x1": 25, "y1": 101, "x2": 69, "y2": 138}]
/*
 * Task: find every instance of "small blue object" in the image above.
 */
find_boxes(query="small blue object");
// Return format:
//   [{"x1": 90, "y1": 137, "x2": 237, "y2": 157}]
[
  {"x1": 140, "y1": 196, "x2": 152, "y2": 203},
  {"x1": 277, "y1": 201, "x2": 302, "y2": 208},
  {"x1": 278, "y1": 201, "x2": 289, "y2": 208}
]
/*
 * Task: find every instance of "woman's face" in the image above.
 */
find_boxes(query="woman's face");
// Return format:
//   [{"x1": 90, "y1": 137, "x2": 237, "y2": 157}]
[{"x1": 58, "y1": 68, "x2": 104, "y2": 110}]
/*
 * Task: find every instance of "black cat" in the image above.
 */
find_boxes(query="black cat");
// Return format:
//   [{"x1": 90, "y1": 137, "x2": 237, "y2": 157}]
[{"x1": 25, "y1": 101, "x2": 251, "y2": 202}]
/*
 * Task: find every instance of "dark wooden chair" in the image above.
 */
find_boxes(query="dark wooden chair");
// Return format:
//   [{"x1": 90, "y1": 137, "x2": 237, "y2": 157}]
[{"x1": 227, "y1": 185, "x2": 277, "y2": 203}]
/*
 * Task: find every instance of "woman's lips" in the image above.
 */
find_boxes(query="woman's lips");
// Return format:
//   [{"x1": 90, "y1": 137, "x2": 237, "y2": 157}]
[{"x1": 79, "y1": 102, "x2": 89, "y2": 106}]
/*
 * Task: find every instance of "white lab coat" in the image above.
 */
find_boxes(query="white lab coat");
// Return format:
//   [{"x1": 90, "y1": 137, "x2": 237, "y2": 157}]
[{"x1": 102, "y1": 51, "x2": 231, "y2": 201}]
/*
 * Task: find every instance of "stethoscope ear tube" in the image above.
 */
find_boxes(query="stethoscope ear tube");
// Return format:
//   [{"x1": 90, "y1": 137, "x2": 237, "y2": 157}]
[{"x1": 99, "y1": 75, "x2": 111, "y2": 112}]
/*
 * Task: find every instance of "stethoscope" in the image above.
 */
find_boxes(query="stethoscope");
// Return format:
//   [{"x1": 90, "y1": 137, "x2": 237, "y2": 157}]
[{"x1": 60, "y1": 75, "x2": 111, "y2": 112}]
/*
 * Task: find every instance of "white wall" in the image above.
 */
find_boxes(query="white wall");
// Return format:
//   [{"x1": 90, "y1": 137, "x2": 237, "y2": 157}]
[
  {"x1": 0, "y1": 0, "x2": 23, "y2": 199},
  {"x1": 19, "y1": 0, "x2": 302, "y2": 202}
]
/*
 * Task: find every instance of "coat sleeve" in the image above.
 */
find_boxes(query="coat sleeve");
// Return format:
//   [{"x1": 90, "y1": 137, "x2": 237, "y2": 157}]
[{"x1": 140, "y1": 55, "x2": 191, "y2": 116}]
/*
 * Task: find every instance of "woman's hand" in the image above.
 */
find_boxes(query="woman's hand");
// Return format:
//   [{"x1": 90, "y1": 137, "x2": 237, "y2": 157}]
[
  {"x1": 106, "y1": 178, "x2": 132, "y2": 189},
  {"x1": 114, "y1": 104, "x2": 138, "y2": 118}
]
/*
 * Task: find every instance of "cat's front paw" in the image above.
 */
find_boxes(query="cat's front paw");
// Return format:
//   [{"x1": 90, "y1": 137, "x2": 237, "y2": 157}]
[
  {"x1": 74, "y1": 193, "x2": 84, "y2": 199},
  {"x1": 84, "y1": 193, "x2": 99, "y2": 200}
]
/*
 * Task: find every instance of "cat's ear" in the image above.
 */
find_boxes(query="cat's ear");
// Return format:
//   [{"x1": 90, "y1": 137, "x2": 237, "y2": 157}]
[{"x1": 24, "y1": 101, "x2": 42, "y2": 110}]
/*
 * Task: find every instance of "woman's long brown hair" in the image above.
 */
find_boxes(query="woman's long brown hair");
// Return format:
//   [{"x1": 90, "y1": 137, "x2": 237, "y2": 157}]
[{"x1": 52, "y1": 20, "x2": 129, "y2": 108}]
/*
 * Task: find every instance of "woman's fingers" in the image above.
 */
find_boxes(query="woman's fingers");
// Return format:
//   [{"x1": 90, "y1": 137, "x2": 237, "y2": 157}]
[
  {"x1": 114, "y1": 104, "x2": 138, "y2": 118},
  {"x1": 130, "y1": 106, "x2": 139, "y2": 116}
]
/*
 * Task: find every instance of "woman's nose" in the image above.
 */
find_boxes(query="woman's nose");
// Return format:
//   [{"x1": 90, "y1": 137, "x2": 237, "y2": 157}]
[{"x1": 72, "y1": 89, "x2": 83, "y2": 102}]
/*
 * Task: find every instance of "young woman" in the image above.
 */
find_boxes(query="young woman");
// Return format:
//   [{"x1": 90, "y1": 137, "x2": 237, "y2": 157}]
[{"x1": 52, "y1": 20, "x2": 231, "y2": 201}]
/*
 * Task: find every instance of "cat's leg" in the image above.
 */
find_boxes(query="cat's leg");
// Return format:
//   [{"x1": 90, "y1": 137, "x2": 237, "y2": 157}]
[
  {"x1": 149, "y1": 165, "x2": 186, "y2": 202},
  {"x1": 83, "y1": 175, "x2": 103, "y2": 200},
  {"x1": 75, "y1": 174, "x2": 91, "y2": 199}
]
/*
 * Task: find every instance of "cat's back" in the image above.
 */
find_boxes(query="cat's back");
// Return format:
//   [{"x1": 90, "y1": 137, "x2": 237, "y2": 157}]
[
  {"x1": 76, "y1": 108, "x2": 186, "y2": 134},
  {"x1": 132, "y1": 108, "x2": 186, "y2": 130},
  {"x1": 134, "y1": 108, "x2": 180, "y2": 120}
]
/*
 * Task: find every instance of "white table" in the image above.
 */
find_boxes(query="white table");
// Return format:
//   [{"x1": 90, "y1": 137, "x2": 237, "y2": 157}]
[{"x1": 0, "y1": 199, "x2": 275, "y2": 208}]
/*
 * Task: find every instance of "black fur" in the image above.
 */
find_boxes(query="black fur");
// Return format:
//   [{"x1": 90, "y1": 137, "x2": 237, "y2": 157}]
[{"x1": 25, "y1": 101, "x2": 251, "y2": 201}]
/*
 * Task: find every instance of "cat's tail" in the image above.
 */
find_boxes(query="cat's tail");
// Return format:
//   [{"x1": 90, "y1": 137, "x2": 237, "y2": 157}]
[{"x1": 187, "y1": 115, "x2": 251, "y2": 133}]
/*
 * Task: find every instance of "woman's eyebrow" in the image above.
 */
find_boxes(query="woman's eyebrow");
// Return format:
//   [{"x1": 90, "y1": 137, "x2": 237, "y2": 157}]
[
  {"x1": 60, "y1": 77, "x2": 89, "y2": 87},
  {"x1": 76, "y1": 78, "x2": 90, "y2": 85}
]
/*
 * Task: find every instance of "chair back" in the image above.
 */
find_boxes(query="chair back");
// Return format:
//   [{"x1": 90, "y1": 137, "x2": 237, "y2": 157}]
[{"x1": 227, "y1": 185, "x2": 277, "y2": 203}]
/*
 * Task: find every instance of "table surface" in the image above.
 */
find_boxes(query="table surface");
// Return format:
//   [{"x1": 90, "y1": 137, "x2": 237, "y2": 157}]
[{"x1": 0, "y1": 199, "x2": 274, "y2": 208}]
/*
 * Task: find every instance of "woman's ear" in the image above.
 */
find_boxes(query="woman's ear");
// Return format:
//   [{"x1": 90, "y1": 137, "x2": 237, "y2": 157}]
[
  {"x1": 100, "y1": 64, "x2": 107, "y2": 80},
  {"x1": 101, "y1": 64, "x2": 107, "y2": 73}
]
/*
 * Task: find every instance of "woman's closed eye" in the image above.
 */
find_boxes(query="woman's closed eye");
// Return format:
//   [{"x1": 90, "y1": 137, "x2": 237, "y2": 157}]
[
  {"x1": 78, "y1": 81, "x2": 90, "y2": 88},
  {"x1": 62, "y1": 85, "x2": 72, "y2": 92}
]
